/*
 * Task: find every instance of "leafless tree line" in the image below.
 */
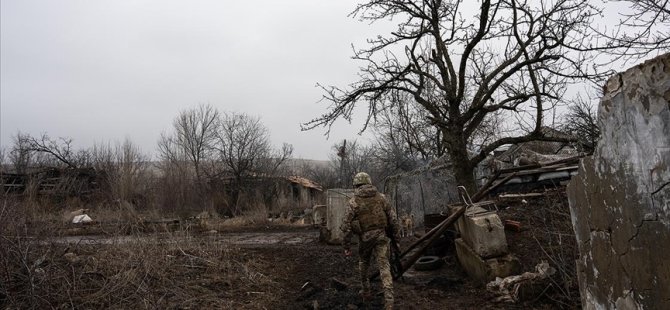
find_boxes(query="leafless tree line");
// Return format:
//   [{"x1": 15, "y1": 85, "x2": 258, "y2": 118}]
[
  {"x1": 157, "y1": 104, "x2": 293, "y2": 215},
  {"x1": 1, "y1": 104, "x2": 293, "y2": 216}
]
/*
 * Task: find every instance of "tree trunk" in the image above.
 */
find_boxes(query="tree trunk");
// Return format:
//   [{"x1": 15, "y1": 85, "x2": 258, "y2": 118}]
[{"x1": 447, "y1": 142, "x2": 477, "y2": 193}]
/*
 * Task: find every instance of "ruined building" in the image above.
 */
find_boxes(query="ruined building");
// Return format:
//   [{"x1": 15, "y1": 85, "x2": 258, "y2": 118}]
[{"x1": 568, "y1": 53, "x2": 670, "y2": 309}]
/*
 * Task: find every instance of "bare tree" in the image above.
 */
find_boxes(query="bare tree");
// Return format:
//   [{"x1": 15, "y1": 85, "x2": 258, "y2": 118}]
[
  {"x1": 157, "y1": 132, "x2": 187, "y2": 169},
  {"x1": 19, "y1": 133, "x2": 91, "y2": 169},
  {"x1": 597, "y1": 0, "x2": 670, "y2": 60},
  {"x1": 303, "y1": 0, "x2": 604, "y2": 190},
  {"x1": 214, "y1": 112, "x2": 293, "y2": 214},
  {"x1": 155, "y1": 133, "x2": 195, "y2": 213},
  {"x1": 561, "y1": 96, "x2": 600, "y2": 154},
  {"x1": 372, "y1": 93, "x2": 445, "y2": 162},
  {"x1": 28, "y1": 134, "x2": 78, "y2": 168},
  {"x1": 114, "y1": 138, "x2": 150, "y2": 202},
  {"x1": 329, "y1": 140, "x2": 377, "y2": 188},
  {"x1": 156, "y1": 104, "x2": 221, "y2": 212},
  {"x1": 91, "y1": 138, "x2": 150, "y2": 202},
  {"x1": 8, "y1": 132, "x2": 86, "y2": 172},
  {"x1": 0, "y1": 147, "x2": 5, "y2": 171},
  {"x1": 255, "y1": 142, "x2": 294, "y2": 176},
  {"x1": 300, "y1": 161, "x2": 339, "y2": 190},
  {"x1": 9, "y1": 133, "x2": 33, "y2": 173},
  {"x1": 172, "y1": 104, "x2": 219, "y2": 182}
]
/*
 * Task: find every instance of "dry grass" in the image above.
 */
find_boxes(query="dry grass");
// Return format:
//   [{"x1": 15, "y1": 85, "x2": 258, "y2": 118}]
[
  {"x1": 0, "y1": 197, "x2": 288, "y2": 309},
  {"x1": 197, "y1": 203, "x2": 311, "y2": 232},
  {"x1": 0, "y1": 201, "x2": 281, "y2": 309}
]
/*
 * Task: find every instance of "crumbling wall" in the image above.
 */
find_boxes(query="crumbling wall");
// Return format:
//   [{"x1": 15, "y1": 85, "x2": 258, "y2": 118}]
[
  {"x1": 567, "y1": 53, "x2": 670, "y2": 309},
  {"x1": 384, "y1": 162, "x2": 460, "y2": 228}
]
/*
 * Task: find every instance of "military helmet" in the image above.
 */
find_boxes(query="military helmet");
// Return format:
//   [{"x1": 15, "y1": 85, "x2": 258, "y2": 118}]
[{"x1": 353, "y1": 172, "x2": 372, "y2": 187}]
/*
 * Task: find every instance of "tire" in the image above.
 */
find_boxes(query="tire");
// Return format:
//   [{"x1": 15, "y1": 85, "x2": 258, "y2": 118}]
[{"x1": 413, "y1": 255, "x2": 443, "y2": 271}]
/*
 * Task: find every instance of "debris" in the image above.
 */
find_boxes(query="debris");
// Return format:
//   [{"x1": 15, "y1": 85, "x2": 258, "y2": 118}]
[
  {"x1": 329, "y1": 277, "x2": 349, "y2": 291},
  {"x1": 72, "y1": 214, "x2": 93, "y2": 224},
  {"x1": 413, "y1": 256, "x2": 443, "y2": 271},
  {"x1": 374, "y1": 186, "x2": 485, "y2": 280},
  {"x1": 483, "y1": 155, "x2": 584, "y2": 195},
  {"x1": 64, "y1": 208, "x2": 89, "y2": 222},
  {"x1": 497, "y1": 193, "x2": 545, "y2": 200},
  {"x1": 297, "y1": 281, "x2": 321, "y2": 301},
  {"x1": 2, "y1": 167, "x2": 101, "y2": 197},
  {"x1": 300, "y1": 281, "x2": 313, "y2": 291},
  {"x1": 504, "y1": 220, "x2": 522, "y2": 232},
  {"x1": 472, "y1": 173, "x2": 519, "y2": 202},
  {"x1": 486, "y1": 261, "x2": 557, "y2": 303}
]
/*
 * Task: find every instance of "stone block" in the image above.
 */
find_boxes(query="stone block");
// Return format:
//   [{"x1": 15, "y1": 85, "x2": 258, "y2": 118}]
[
  {"x1": 455, "y1": 238, "x2": 520, "y2": 285},
  {"x1": 449, "y1": 204, "x2": 484, "y2": 233},
  {"x1": 460, "y1": 210, "x2": 508, "y2": 258}
]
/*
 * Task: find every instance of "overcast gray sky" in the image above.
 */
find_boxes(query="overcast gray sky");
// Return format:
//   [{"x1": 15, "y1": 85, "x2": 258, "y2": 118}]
[
  {"x1": 1, "y1": 0, "x2": 662, "y2": 162},
  {"x1": 1, "y1": 0, "x2": 391, "y2": 160}
]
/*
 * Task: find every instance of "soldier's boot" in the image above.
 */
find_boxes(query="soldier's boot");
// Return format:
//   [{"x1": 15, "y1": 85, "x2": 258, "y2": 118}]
[
  {"x1": 383, "y1": 291, "x2": 394, "y2": 310},
  {"x1": 358, "y1": 275, "x2": 372, "y2": 303}
]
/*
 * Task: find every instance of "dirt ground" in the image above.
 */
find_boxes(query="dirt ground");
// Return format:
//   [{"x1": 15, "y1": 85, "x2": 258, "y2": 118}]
[
  {"x1": 233, "y1": 228, "x2": 506, "y2": 310},
  {"x1": 217, "y1": 225, "x2": 568, "y2": 310},
  {"x1": 1, "y1": 188, "x2": 579, "y2": 309}
]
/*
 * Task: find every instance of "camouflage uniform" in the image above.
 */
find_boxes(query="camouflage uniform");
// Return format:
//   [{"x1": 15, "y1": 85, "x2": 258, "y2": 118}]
[{"x1": 341, "y1": 183, "x2": 400, "y2": 310}]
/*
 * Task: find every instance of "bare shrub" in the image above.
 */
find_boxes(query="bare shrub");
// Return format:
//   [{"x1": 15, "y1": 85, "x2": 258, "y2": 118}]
[
  {"x1": 499, "y1": 188, "x2": 580, "y2": 308},
  {"x1": 91, "y1": 139, "x2": 152, "y2": 206},
  {"x1": 242, "y1": 203, "x2": 269, "y2": 225},
  {"x1": 0, "y1": 196, "x2": 279, "y2": 308},
  {"x1": 0, "y1": 229, "x2": 278, "y2": 309}
]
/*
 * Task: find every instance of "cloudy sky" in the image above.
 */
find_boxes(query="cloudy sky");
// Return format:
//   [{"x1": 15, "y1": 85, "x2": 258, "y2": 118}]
[
  {"x1": 1, "y1": 0, "x2": 394, "y2": 160},
  {"x1": 1, "y1": 0, "x2": 661, "y2": 162}
]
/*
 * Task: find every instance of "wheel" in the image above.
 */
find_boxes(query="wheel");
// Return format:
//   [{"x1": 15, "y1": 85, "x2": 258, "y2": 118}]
[{"x1": 413, "y1": 255, "x2": 443, "y2": 271}]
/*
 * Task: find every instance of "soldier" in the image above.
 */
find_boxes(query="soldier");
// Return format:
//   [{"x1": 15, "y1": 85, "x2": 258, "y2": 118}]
[{"x1": 341, "y1": 172, "x2": 400, "y2": 310}]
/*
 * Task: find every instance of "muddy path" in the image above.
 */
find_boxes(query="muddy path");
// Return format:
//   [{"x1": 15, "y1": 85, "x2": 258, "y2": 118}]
[
  {"x1": 49, "y1": 230, "x2": 319, "y2": 246},
  {"x1": 242, "y1": 236, "x2": 545, "y2": 310}
]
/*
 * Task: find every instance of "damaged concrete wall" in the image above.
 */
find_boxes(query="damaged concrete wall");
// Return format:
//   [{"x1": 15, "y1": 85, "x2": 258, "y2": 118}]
[
  {"x1": 567, "y1": 53, "x2": 670, "y2": 309},
  {"x1": 325, "y1": 189, "x2": 354, "y2": 244},
  {"x1": 384, "y1": 162, "x2": 460, "y2": 228}
]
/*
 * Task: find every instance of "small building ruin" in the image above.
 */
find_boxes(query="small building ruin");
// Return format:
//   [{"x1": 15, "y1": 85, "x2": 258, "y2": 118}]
[
  {"x1": 1, "y1": 167, "x2": 103, "y2": 198},
  {"x1": 213, "y1": 175, "x2": 325, "y2": 212}
]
